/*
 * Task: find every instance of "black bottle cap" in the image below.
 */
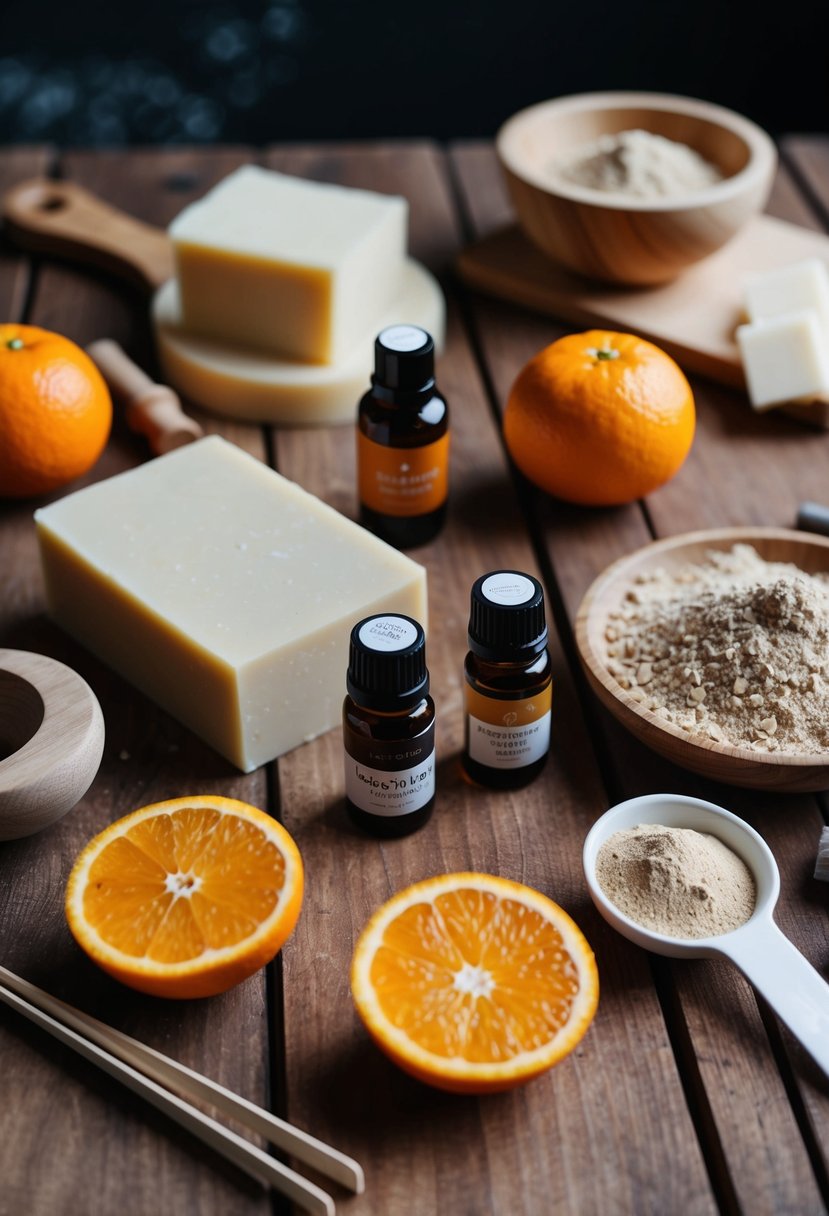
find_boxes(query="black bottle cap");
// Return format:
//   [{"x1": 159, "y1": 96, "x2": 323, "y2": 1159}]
[
  {"x1": 468, "y1": 571, "x2": 548, "y2": 662},
  {"x1": 373, "y1": 325, "x2": 435, "y2": 394},
  {"x1": 347, "y1": 613, "x2": 429, "y2": 710}
]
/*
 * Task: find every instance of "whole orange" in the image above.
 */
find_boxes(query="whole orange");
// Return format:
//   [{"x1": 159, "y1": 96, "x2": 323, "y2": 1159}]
[
  {"x1": 0, "y1": 324, "x2": 112, "y2": 499},
  {"x1": 503, "y1": 330, "x2": 695, "y2": 506}
]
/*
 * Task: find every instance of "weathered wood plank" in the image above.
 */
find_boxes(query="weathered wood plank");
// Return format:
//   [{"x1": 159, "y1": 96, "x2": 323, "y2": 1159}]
[
  {"x1": 647, "y1": 142, "x2": 829, "y2": 1205},
  {"x1": 451, "y1": 139, "x2": 829, "y2": 1214},
  {"x1": 4, "y1": 138, "x2": 827, "y2": 1216},
  {"x1": 266, "y1": 142, "x2": 715, "y2": 1216},
  {"x1": 0, "y1": 149, "x2": 272, "y2": 1216},
  {"x1": 0, "y1": 147, "x2": 52, "y2": 320}
]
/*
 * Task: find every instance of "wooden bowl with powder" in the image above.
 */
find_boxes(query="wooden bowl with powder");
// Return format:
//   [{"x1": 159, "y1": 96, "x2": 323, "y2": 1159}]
[
  {"x1": 575, "y1": 527, "x2": 829, "y2": 792},
  {"x1": 496, "y1": 91, "x2": 776, "y2": 285}
]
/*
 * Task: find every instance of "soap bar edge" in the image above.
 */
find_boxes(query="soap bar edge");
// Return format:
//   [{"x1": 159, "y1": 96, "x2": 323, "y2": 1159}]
[{"x1": 33, "y1": 437, "x2": 429, "y2": 772}]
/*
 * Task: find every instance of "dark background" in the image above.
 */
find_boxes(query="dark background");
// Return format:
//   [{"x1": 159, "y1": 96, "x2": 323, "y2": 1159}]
[{"x1": 1, "y1": 0, "x2": 827, "y2": 145}]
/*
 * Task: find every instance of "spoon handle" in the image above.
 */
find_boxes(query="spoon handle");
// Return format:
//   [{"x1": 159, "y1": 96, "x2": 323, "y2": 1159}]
[{"x1": 725, "y1": 922, "x2": 829, "y2": 1077}]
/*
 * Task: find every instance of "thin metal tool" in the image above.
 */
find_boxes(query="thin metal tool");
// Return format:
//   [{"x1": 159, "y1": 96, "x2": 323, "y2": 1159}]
[
  {"x1": 796, "y1": 501, "x2": 829, "y2": 537},
  {"x1": 0, "y1": 964, "x2": 364, "y2": 1214},
  {"x1": 815, "y1": 825, "x2": 829, "y2": 881}
]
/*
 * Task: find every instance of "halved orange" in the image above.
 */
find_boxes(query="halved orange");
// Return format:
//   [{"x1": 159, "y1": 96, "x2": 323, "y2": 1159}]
[
  {"x1": 350, "y1": 872, "x2": 599, "y2": 1093},
  {"x1": 65, "y1": 796, "x2": 303, "y2": 999}
]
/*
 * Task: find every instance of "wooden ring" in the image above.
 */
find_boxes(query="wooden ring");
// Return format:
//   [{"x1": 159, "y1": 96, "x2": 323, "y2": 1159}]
[{"x1": 0, "y1": 649, "x2": 105, "y2": 841}]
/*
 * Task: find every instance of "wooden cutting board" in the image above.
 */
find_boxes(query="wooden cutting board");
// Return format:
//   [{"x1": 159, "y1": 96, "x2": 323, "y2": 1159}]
[{"x1": 457, "y1": 215, "x2": 829, "y2": 427}]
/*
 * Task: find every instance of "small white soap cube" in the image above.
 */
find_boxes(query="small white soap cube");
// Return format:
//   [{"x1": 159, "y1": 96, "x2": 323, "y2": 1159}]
[
  {"x1": 169, "y1": 165, "x2": 408, "y2": 364},
  {"x1": 743, "y1": 258, "x2": 829, "y2": 335},
  {"x1": 737, "y1": 310, "x2": 829, "y2": 411}
]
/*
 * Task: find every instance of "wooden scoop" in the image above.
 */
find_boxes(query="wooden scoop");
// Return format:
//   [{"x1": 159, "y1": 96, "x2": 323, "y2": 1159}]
[
  {"x1": 3, "y1": 177, "x2": 172, "y2": 292},
  {"x1": 0, "y1": 649, "x2": 105, "y2": 840},
  {"x1": 1, "y1": 176, "x2": 446, "y2": 426}
]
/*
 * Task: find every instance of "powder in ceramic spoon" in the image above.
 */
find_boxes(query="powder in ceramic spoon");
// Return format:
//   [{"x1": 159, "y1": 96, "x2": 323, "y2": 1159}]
[{"x1": 596, "y1": 823, "x2": 756, "y2": 939}]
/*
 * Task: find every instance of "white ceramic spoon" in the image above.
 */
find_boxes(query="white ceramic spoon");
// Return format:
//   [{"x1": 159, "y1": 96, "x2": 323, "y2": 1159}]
[{"x1": 583, "y1": 793, "x2": 829, "y2": 1077}]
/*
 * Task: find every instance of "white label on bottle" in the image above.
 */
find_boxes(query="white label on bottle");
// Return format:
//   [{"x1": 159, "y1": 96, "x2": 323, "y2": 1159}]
[
  {"x1": 480, "y1": 572, "x2": 535, "y2": 606},
  {"x1": 467, "y1": 711, "x2": 551, "y2": 769},
  {"x1": 345, "y1": 750, "x2": 436, "y2": 816},
  {"x1": 358, "y1": 615, "x2": 418, "y2": 652},
  {"x1": 378, "y1": 324, "x2": 428, "y2": 352}
]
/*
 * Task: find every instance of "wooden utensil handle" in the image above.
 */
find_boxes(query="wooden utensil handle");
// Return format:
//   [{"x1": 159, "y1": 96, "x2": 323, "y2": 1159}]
[
  {"x1": 87, "y1": 339, "x2": 204, "y2": 456},
  {"x1": 2, "y1": 178, "x2": 173, "y2": 294}
]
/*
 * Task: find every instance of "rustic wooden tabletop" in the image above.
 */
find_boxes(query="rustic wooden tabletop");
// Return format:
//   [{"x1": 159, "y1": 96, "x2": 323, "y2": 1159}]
[{"x1": 1, "y1": 139, "x2": 829, "y2": 1216}]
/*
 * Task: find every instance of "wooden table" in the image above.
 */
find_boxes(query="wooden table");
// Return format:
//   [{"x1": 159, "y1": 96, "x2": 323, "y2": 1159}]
[{"x1": 2, "y1": 140, "x2": 829, "y2": 1216}]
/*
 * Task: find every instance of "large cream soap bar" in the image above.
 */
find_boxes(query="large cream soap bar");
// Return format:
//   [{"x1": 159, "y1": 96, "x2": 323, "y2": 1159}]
[
  {"x1": 169, "y1": 165, "x2": 407, "y2": 364},
  {"x1": 35, "y1": 437, "x2": 427, "y2": 772}
]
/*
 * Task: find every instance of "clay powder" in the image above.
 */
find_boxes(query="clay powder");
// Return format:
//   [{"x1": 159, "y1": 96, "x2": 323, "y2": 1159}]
[
  {"x1": 604, "y1": 544, "x2": 829, "y2": 754},
  {"x1": 596, "y1": 823, "x2": 756, "y2": 939},
  {"x1": 554, "y1": 129, "x2": 723, "y2": 198}
]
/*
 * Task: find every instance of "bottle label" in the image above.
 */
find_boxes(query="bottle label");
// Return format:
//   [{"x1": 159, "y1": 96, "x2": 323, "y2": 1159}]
[
  {"x1": 480, "y1": 572, "x2": 536, "y2": 606},
  {"x1": 358, "y1": 432, "x2": 449, "y2": 518},
  {"x1": 378, "y1": 325, "x2": 428, "y2": 352},
  {"x1": 357, "y1": 616, "x2": 418, "y2": 652},
  {"x1": 345, "y1": 724, "x2": 436, "y2": 817},
  {"x1": 466, "y1": 684, "x2": 552, "y2": 770}
]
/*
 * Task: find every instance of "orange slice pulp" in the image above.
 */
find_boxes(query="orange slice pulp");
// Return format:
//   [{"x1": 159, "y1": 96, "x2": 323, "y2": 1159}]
[
  {"x1": 65, "y1": 796, "x2": 303, "y2": 999},
  {"x1": 350, "y1": 872, "x2": 599, "y2": 1093}
]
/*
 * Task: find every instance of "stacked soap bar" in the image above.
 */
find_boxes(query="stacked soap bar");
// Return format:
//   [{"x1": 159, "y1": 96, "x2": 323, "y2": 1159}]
[
  {"x1": 170, "y1": 166, "x2": 408, "y2": 365},
  {"x1": 35, "y1": 437, "x2": 427, "y2": 772},
  {"x1": 737, "y1": 259, "x2": 829, "y2": 410},
  {"x1": 155, "y1": 164, "x2": 444, "y2": 426}
]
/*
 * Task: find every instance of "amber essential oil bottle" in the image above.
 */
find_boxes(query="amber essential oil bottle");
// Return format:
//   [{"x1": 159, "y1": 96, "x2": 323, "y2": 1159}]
[
  {"x1": 357, "y1": 325, "x2": 449, "y2": 549},
  {"x1": 462, "y1": 571, "x2": 552, "y2": 790},
  {"x1": 343, "y1": 613, "x2": 436, "y2": 837}
]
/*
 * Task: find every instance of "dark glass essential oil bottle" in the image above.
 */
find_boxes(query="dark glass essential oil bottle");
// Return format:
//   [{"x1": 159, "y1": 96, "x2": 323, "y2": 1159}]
[
  {"x1": 357, "y1": 324, "x2": 449, "y2": 549},
  {"x1": 462, "y1": 571, "x2": 553, "y2": 790},
  {"x1": 343, "y1": 612, "x2": 436, "y2": 837}
]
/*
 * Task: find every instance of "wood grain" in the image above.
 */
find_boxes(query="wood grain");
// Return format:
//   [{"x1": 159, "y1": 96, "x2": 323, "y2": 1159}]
[
  {"x1": 266, "y1": 142, "x2": 716, "y2": 1216},
  {"x1": 451, "y1": 139, "x2": 829, "y2": 1215},
  {"x1": 1, "y1": 140, "x2": 828, "y2": 1216},
  {"x1": 0, "y1": 148, "x2": 272, "y2": 1216}
]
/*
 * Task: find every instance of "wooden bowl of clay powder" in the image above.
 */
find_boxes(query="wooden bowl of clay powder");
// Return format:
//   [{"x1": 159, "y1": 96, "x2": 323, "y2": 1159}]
[
  {"x1": 496, "y1": 91, "x2": 776, "y2": 285},
  {"x1": 575, "y1": 527, "x2": 829, "y2": 793}
]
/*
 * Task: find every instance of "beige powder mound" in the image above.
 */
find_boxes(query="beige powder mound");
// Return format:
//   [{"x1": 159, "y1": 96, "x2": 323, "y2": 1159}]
[
  {"x1": 554, "y1": 129, "x2": 723, "y2": 198},
  {"x1": 604, "y1": 544, "x2": 829, "y2": 754},
  {"x1": 596, "y1": 823, "x2": 756, "y2": 939}
]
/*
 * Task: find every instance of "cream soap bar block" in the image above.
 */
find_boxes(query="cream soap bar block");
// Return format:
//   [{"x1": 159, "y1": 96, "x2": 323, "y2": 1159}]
[
  {"x1": 35, "y1": 437, "x2": 427, "y2": 772},
  {"x1": 169, "y1": 165, "x2": 408, "y2": 364},
  {"x1": 736, "y1": 310, "x2": 829, "y2": 411}
]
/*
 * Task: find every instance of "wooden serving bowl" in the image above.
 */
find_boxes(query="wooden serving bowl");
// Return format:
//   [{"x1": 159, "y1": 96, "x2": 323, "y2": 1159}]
[
  {"x1": 575, "y1": 528, "x2": 829, "y2": 792},
  {"x1": 496, "y1": 91, "x2": 777, "y2": 286}
]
